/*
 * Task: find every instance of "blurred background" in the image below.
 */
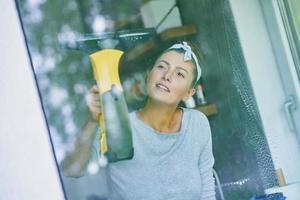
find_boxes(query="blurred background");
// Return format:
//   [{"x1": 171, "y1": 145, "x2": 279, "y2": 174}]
[{"x1": 2, "y1": 0, "x2": 300, "y2": 199}]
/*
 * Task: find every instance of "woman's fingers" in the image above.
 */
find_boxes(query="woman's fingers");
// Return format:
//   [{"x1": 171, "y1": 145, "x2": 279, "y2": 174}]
[
  {"x1": 86, "y1": 84, "x2": 102, "y2": 121},
  {"x1": 86, "y1": 89, "x2": 100, "y2": 105},
  {"x1": 91, "y1": 85, "x2": 99, "y2": 94},
  {"x1": 91, "y1": 100, "x2": 101, "y2": 107}
]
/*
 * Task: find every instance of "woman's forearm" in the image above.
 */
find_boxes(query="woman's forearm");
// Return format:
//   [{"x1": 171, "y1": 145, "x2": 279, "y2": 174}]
[{"x1": 61, "y1": 117, "x2": 98, "y2": 177}]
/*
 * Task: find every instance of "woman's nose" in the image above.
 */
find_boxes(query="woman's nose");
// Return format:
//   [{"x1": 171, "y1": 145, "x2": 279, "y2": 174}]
[{"x1": 162, "y1": 70, "x2": 173, "y2": 82}]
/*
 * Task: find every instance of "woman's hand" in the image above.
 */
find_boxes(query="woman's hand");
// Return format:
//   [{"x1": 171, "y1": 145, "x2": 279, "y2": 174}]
[{"x1": 85, "y1": 84, "x2": 101, "y2": 122}]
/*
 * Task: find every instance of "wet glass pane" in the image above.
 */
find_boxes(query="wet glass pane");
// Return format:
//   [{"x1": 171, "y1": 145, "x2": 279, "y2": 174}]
[{"x1": 16, "y1": 0, "x2": 278, "y2": 199}]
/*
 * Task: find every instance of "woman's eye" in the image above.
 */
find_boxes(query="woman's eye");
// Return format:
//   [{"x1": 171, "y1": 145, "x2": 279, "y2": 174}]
[
  {"x1": 177, "y1": 72, "x2": 185, "y2": 78},
  {"x1": 156, "y1": 65, "x2": 165, "y2": 69}
]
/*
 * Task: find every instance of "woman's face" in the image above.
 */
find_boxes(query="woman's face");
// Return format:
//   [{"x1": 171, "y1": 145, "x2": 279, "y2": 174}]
[{"x1": 146, "y1": 50, "x2": 196, "y2": 106}]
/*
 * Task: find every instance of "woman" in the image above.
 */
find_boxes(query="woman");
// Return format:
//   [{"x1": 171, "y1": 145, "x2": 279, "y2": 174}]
[{"x1": 62, "y1": 41, "x2": 216, "y2": 200}]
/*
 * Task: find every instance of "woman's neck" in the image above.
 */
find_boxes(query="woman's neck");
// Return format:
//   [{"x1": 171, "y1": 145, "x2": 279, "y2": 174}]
[{"x1": 137, "y1": 100, "x2": 182, "y2": 133}]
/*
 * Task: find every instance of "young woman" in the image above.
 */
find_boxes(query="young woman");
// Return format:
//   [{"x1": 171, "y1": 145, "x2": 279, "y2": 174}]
[{"x1": 62, "y1": 41, "x2": 216, "y2": 200}]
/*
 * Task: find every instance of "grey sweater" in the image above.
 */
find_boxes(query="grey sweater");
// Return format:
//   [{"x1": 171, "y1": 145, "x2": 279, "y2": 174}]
[{"x1": 93, "y1": 108, "x2": 216, "y2": 200}]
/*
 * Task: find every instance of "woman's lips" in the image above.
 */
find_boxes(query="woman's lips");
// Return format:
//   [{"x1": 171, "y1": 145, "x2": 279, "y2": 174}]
[{"x1": 156, "y1": 83, "x2": 170, "y2": 92}]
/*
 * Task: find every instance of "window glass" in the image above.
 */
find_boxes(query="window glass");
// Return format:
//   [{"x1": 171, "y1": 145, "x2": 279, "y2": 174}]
[{"x1": 17, "y1": 0, "x2": 277, "y2": 199}]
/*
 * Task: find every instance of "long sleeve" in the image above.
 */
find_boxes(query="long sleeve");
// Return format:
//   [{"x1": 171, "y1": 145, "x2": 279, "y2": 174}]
[{"x1": 198, "y1": 124, "x2": 216, "y2": 200}]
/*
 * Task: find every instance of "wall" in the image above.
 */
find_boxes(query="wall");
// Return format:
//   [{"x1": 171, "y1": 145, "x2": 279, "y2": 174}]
[{"x1": 0, "y1": 1, "x2": 64, "y2": 199}]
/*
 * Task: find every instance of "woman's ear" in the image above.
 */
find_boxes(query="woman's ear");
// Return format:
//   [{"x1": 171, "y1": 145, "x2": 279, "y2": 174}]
[{"x1": 182, "y1": 88, "x2": 196, "y2": 101}]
